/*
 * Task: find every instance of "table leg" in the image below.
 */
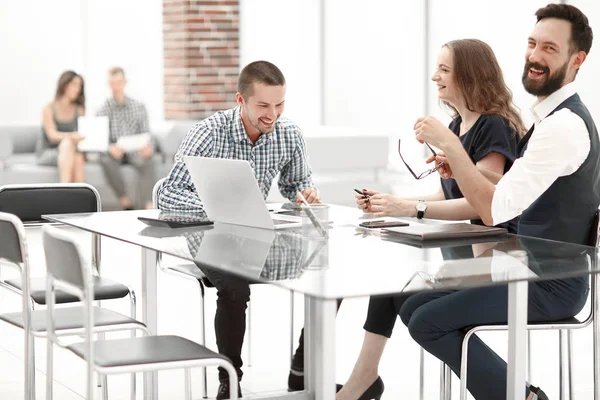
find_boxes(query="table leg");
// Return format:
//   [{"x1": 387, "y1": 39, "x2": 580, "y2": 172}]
[
  {"x1": 142, "y1": 248, "x2": 159, "y2": 400},
  {"x1": 507, "y1": 281, "x2": 528, "y2": 400},
  {"x1": 304, "y1": 296, "x2": 337, "y2": 400}
]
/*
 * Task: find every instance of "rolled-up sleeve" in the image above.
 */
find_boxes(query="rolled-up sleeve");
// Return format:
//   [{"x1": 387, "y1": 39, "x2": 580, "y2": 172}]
[{"x1": 491, "y1": 109, "x2": 590, "y2": 225}]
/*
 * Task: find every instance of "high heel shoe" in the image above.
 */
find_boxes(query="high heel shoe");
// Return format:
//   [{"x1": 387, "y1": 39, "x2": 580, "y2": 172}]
[{"x1": 337, "y1": 376, "x2": 384, "y2": 400}]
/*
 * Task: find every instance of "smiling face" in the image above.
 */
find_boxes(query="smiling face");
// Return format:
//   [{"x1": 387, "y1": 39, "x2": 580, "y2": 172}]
[
  {"x1": 522, "y1": 18, "x2": 580, "y2": 98},
  {"x1": 236, "y1": 82, "x2": 286, "y2": 135},
  {"x1": 108, "y1": 71, "x2": 127, "y2": 99},
  {"x1": 431, "y1": 47, "x2": 461, "y2": 107}
]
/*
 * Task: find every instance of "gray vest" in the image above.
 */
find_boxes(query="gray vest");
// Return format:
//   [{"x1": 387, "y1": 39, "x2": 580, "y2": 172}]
[{"x1": 517, "y1": 94, "x2": 600, "y2": 245}]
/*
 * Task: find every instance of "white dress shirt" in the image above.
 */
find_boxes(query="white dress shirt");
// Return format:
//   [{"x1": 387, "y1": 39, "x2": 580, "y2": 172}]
[{"x1": 491, "y1": 82, "x2": 591, "y2": 225}]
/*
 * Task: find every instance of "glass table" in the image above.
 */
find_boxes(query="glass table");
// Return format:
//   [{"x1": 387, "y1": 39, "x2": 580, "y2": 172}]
[{"x1": 43, "y1": 205, "x2": 600, "y2": 400}]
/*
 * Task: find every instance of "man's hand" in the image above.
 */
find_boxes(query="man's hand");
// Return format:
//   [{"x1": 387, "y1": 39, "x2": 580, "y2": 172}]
[
  {"x1": 426, "y1": 152, "x2": 453, "y2": 179},
  {"x1": 109, "y1": 144, "x2": 125, "y2": 160},
  {"x1": 139, "y1": 144, "x2": 153, "y2": 159},
  {"x1": 296, "y1": 187, "x2": 321, "y2": 204},
  {"x1": 413, "y1": 116, "x2": 458, "y2": 150}
]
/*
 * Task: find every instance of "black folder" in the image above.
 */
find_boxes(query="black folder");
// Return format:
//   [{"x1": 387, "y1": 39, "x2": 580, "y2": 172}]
[{"x1": 382, "y1": 222, "x2": 507, "y2": 241}]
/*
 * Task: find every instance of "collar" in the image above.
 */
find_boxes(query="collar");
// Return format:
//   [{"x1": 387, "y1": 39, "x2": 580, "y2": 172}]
[
  {"x1": 530, "y1": 81, "x2": 578, "y2": 124},
  {"x1": 109, "y1": 95, "x2": 130, "y2": 108}
]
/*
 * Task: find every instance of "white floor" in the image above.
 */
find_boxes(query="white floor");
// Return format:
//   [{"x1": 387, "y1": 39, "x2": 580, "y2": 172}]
[{"x1": 0, "y1": 222, "x2": 597, "y2": 399}]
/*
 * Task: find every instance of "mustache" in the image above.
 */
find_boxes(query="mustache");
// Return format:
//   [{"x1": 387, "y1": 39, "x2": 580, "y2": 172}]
[{"x1": 524, "y1": 62, "x2": 550, "y2": 74}]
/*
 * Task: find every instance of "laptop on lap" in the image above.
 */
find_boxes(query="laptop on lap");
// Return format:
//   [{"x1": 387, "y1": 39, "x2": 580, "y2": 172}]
[{"x1": 184, "y1": 156, "x2": 302, "y2": 230}]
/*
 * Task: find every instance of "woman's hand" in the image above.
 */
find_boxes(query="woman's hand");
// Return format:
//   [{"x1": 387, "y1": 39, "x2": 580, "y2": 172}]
[
  {"x1": 425, "y1": 152, "x2": 453, "y2": 179},
  {"x1": 360, "y1": 192, "x2": 416, "y2": 218},
  {"x1": 414, "y1": 116, "x2": 457, "y2": 150},
  {"x1": 355, "y1": 189, "x2": 379, "y2": 212}
]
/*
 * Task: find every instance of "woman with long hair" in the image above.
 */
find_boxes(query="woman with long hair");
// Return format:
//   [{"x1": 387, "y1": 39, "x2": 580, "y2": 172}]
[
  {"x1": 336, "y1": 39, "x2": 526, "y2": 400},
  {"x1": 38, "y1": 70, "x2": 86, "y2": 182}
]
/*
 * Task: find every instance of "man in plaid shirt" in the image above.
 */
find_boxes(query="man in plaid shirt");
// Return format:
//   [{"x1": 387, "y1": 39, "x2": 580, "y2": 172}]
[
  {"x1": 158, "y1": 61, "x2": 320, "y2": 399},
  {"x1": 97, "y1": 67, "x2": 155, "y2": 210}
]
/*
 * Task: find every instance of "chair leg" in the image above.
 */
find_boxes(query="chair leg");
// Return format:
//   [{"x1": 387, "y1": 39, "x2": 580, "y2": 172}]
[
  {"x1": 444, "y1": 364, "x2": 452, "y2": 399},
  {"x1": 439, "y1": 361, "x2": 447, "y2": 400},
  {"x1": 568, "y1": 330, "x2": 574, "y2": 400},
  {"x1": 185, "y1": 368, "x2": 192, "y2": 400},
  {"x1": 27, "y1": 331, "x2": 36, "y2": 400},
  {"x1": 460, "y1": 329, "x2": 477, "y2": 400},
  {"x1": 559, "y1": 330, "x2": 569, "y2": 400},
  {"x1": 419, "y1": 347, "x2": 425, "y2": 400},
  {"x1": 102, "y1": 374, "x2": 109, "y2": 400},
  {"x1": 46, "y1": 335, "x2": 53, "y2": 400},
  {"x1": 130, "y1": 291, "x2": 137, "y2": 400}
]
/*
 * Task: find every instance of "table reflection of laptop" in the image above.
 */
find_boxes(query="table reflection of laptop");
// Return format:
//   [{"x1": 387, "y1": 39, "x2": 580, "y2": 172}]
[
  {"x1": 184, "y1": 156, "x2": 301, "y2": 230},
  {"x1": 77, "y1": 116, "x2": 110, "y2": 152},
  {"x1": 194, "y1": 224, "x2": 277, "y2": 279}
]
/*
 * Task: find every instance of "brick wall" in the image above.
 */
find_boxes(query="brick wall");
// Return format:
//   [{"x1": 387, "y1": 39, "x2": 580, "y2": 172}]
[{"x1": 163, "y1": 0, "x2": 239, "y2": 120}]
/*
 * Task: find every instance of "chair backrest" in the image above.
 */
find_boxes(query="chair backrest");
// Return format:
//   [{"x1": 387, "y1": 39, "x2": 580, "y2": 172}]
[
  {"x1": 42, "y1": 225, "x2": 87, "y2": 291},
  {"x1": 152, "y1": 177, "x2": 167, "y2": 209},
  {"x1": 0, "y1": 183, "x2": 101, "y2": 223},
  {"x1": 0, "y1": 212, "x2": 25, "y2": 265}
]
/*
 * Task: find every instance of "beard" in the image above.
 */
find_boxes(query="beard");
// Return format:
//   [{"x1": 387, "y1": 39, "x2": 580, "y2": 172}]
[{"x1": 522, "y1": 60, "x2": 569, "y2": 97}]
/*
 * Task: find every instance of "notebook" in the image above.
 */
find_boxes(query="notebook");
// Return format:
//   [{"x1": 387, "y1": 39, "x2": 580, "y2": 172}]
[
  {"x1": 77, "y1": 116, "x2": 110, "y2": 152},
  {"x1": 382, "y1": 222, "x2": 507, "y2": 241}
]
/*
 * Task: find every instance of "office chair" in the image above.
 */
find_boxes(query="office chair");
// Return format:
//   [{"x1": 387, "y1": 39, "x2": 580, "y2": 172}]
[
  {"x1": 436, "y1": 212, "x2": 600, "y2": 400},
  {"x1": 0, "y1": 211, "x2": 147, "y2": 400},
  {"x1": 42, "y1": 224, "x2": 238, "y2": 400},
  {"x1": 0, "y1": 183, "x2": 137, "y2": 400},
  {"x1": 152, "y1": 177, "x2": 296, "y2": 398}
]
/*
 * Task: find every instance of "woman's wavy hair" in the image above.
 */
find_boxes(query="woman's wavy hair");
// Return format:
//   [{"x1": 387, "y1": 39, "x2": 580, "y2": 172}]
[
  {"x1": 55, "y1": 70, "x2": 85, "y2": 107},
  {"x1": 442, "y1": 39, "x2": 526, "y2": 136}
]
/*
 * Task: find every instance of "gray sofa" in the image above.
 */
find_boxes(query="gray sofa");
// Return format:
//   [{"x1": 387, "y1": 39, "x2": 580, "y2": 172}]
[
  {"x1": 0, "y1": 125, "x2": 181, "y2": 210},
  {"x1": 0, "y1": 123, "x2": 391, "y2": 209}
]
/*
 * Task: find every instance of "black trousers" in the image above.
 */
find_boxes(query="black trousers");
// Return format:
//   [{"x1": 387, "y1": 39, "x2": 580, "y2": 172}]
[{"x1": 198, "y1": 266, "x2": 251, "y2": 383}]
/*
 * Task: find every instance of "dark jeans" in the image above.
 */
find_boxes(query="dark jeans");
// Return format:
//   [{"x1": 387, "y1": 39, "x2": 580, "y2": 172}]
[
  {"x1": 198, "y1": 266, "x2": 251, "y2": 383},
  {"x1": 399, "y1": 277, "x2": 589, "y2": 400}
]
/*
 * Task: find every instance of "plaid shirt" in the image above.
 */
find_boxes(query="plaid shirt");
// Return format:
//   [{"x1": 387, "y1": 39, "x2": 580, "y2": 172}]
[
  {"x1": 158, "y1": 107, "x2": 315, "y2": 213},
  {"x1": 182, "y1": 230, "x2": 307, "y2": 281},
  {"x1": 96, "y1": 96, "x2": 149, "y2": 144}
]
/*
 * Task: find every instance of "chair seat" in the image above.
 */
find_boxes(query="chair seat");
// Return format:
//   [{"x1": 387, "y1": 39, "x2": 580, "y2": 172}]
[
  {"x1": 0, "y1": 306, "x2": 140, "y2": 333},
  {"x1": 5, "y1": 276, "x2": 130, "y2": 304},
  {"x1": 67, "y1": 335, "x2": 230, "y2": 368}
]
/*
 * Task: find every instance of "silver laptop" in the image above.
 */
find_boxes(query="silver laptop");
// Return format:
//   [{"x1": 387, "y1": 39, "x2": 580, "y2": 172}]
[
  {"x1": 184, "y1": 156, "x2": 302, "y2": 230},
  {"x1": 77, "y1": 116, "x2": 110, "y2": 152}
]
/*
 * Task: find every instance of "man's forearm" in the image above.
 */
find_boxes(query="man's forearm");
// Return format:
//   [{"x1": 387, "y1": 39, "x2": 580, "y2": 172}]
[{"x1": 444, "y1": 142, "x2": 496, "y2": 225}]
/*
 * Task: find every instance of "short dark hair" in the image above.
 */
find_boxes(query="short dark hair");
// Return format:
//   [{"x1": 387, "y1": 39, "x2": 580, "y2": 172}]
[
  {"x1": 237, "y1": 61, "x2": 286, "y2": 98},
  {"x1": 535, "y1": 3, "x2": 593, "y2": 55}
]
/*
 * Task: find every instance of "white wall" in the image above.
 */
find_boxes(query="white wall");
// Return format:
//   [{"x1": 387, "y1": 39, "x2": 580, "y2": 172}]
[
  {"x1": 239, "y1": 0, "x2": 322, "y2": 128},
  {"x1": 0, "y1": 0, "x2": 164, "y2": 125},
  {"x1": 1, "y1": 0, "x2": 599, "y2": 133}
]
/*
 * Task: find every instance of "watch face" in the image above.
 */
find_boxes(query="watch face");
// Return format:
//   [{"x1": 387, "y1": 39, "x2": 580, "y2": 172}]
[{"x1": 416, "y1": 202, "x2": 427, "y2": 211}]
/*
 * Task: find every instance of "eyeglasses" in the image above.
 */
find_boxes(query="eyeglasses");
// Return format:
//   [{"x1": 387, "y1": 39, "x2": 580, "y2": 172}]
[{"x1": 398, "y1": 139, "x2": 445, "y2": 180}]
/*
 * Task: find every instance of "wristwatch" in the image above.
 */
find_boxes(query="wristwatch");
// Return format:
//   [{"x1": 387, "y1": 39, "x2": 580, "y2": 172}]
[{"x1": 416, "y1": 200, "x2": 427, "y2": 219}]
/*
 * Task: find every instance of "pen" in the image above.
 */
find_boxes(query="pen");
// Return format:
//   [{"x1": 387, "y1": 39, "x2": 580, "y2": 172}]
[
  {"x1": 297, "y1": 191, "x2": 328, "y2": 237},
  {"x1": 353, "y1": 188, "x2": 370, "y2": 199}
]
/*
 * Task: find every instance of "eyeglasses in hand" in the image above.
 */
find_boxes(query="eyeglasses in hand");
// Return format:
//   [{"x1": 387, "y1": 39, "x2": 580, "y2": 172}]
[{"x1": 398, "y1": 139, "x2": 445, "y2": 180}]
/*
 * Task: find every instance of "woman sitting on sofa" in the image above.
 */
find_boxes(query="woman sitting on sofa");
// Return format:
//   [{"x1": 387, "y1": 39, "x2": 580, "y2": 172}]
[{"x1": 38, "y1": 70, "x2": 86, "y2": 183}]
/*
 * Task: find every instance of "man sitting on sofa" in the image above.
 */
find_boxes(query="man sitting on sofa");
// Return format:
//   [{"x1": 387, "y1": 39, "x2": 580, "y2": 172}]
[{"x1": 97, "y1": 67, "x2": 155, "y2": 209}]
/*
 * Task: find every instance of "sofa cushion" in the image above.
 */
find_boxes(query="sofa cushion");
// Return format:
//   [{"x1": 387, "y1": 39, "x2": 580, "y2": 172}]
[{"x1": 0, "y1": 125, "x2": 40, "y2": 154}]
